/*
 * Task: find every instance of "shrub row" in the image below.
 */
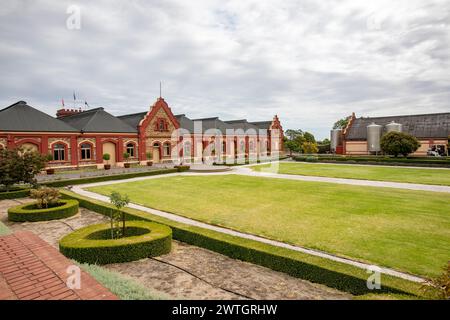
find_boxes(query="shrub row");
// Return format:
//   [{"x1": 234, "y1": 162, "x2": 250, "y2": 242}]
[
  {"x1": 59, "y1": 221, "x2": 172, "y2": 264},
  {"x1": 8, "y1": 199, "x2": 79, "y2": 222},
  {"x1": 0, "y1": 188, "x2": 30, "y2": 200},
  {"x1": 60, "y1": 189, "x2": 425, "y2": 298},
  {"x1": 293, "y1": 155, "x2": 450, "y2": 167},
  {"x1": 174, "y1": 165, "x2": 190, "y2": 172},
  {"x1": 41, "y1": 168, "x2": 178, "y2": 188}
]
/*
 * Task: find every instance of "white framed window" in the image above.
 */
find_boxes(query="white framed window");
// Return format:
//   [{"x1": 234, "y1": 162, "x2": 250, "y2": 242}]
[
  {"x1": 53, "y1": 143, "x2": 65, "y2": 161},
  {"x1": 126, "y1": 143, "x2": 135, "y2": 157},
  {"x1": 80, "y1": 143, "x2": 92, "y2": 160}
]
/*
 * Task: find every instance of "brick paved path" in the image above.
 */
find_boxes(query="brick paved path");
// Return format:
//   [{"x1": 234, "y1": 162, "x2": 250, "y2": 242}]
[{"x1": 0, "y1": 231, "x2": 117, "y2": 300}]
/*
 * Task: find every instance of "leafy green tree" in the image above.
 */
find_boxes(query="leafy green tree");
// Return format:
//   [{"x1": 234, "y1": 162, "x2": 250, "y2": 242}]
[
  {"x1": 303, "y1": 132, "x2": 316, "y2": 143},
  {"x1": 285, "y1": 129, "x2": 303, "y2": 141},
  {"x1": 109, "y1": 191, "x2": 130, "y2": 239},
  {"x1": 285, "y1": 139, "x2": 301, "y2": 155},
  {"x1": 0, "y1": 148, "x2": 47, "y2": 191},
  {"x1": 333, "y1": 117, "x2": 351, "y2": 129},
  {"x1": 380, "y1": 132, "x2": 420, "y2": 157}
]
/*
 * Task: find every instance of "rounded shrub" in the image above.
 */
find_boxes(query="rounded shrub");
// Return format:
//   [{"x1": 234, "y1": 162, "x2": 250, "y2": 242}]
[
  {"x1": 59, "y1": 220, "x2": 172, "y2": 264},
  {"x1": 305, "y1": 156, "x2": 318, "y2": 162},
  {"x1": 174, "y1": 165, "x2": 190, "y2": 172},
  {"x1": 8, "y1": 199, "x2": 79, "y2": 222}
]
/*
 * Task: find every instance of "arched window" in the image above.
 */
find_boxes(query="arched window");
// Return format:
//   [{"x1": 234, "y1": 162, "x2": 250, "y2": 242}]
[
  {"x1": 53, "y1": 143, "x2": 65, "y2": 161},
  {"x1": 80, "y1": 143, "x2": 92, "y2": 160},
  {"x1": 163, "y1": 142, "x2": 171, "y2": 156},
  {"x1": 126, "y1": 143, "x2": 135, "y2": 157}
]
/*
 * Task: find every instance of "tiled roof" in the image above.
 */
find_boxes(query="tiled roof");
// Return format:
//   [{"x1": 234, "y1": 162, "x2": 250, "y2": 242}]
[
  {"x1": 0, "y1": 101, "x2": 78, "y2": 132},
  {"x1": 346, "y1": 112, "x2": 450, "y2": 140},
  {"x1": 60, "y1": 108, "x2": 137, "y2": 133},
  {"x1": 117, "y1": 111, "x2": 147, "y2": 129}
]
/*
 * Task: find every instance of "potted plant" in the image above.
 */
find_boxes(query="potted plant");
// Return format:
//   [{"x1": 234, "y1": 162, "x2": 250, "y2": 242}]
[
  {"x1": 103, "y1": 153, "x2": 111, "y2": 170},
  {"x1": 45, "y1": 154, "x2": 55, "y2": 175},
  {"x1": 146, "y1": 152, "x2": 153, "y2": 166},
  {"x1": 123, "y1": 152, "x2": 131, "y2": 168}
]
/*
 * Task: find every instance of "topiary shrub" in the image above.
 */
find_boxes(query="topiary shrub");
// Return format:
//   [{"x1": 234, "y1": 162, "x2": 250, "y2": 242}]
[
  {"x1": 59, "y1": 220, "x2": 172, "y2": 264},
  {"x1": 8, "y1": 199, "x2": 79, "y2": 222},
  {"x1": 0, "y1": 188, "x2": 31, "y2": 200},
  {"x1": 174, "y1": 165, "x2": 190, "y2": 172}
]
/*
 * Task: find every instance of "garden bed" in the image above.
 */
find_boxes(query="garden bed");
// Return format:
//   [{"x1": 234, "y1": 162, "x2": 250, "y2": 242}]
[
  {"x1": 8, "y1": 199, "x2": 79, "y2": 222},
  {"x1": 59, "y1": 220, "x2": 172, "y2": 264}
]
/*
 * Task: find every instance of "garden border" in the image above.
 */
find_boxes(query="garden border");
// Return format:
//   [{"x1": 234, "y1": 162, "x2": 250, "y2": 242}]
[
  {"x1": 8, "y1": 199, "x2": 79, "y2": 222},
  {"x1": 59, "y1": 220, "x2": 172, "y2": 264},
  {"x1": 60, "y1": 189, "x2": 427, "y2": 298}
]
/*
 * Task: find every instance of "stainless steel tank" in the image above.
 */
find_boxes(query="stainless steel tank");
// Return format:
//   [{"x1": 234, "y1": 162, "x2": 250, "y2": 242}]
[
  {"x1": 385, "y1": 121, "x2": 402, "y2": 133},
  {"x1": 367, "y1": 122, "x2": 382, "y2": 152},
  {"x1": 330, "y1": 129, "x2": 342, "y2": 153}
]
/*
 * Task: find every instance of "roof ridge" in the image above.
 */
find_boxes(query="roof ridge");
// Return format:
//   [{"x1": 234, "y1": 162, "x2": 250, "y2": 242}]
[
  {"x1": 60, "y1": 107, "x2": 104, "y2": 119},
  {"x1": 359, "y1": 111, "x2": 450, "y2": 120},
  {"x1": 81, "y1": 109, "x2": 103, "y2": 131},
  {"x1": 0, "y1": 100, "x2": 27, "y2": 113},
  {"x1": 117, "y1": 111, "x2": 147, "y2": 118}
]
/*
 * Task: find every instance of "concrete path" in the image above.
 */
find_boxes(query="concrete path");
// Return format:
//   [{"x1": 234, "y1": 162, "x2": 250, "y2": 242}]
[
  {"x1": 234, "y1": 166, "x2": 450, "y2": 193},
  {"x1": 71, "y1": 175, "x2": 426, "y2": 283}
]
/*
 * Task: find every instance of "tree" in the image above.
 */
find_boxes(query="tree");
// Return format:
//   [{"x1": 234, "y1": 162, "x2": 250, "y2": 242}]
[
  {"x1": 302, "y1": 141, "x2": 319, "y2": 154},
  {"x1": 380, "y1": 132, "x2": 420, "y2": 157},
  {"x1": 303, "y1": 132, "x2": 316, "y2": 143},
  {"x1": 109, "y1": 191, "x2": 130, "y2": 239},
  {"x1": 285, "y1": 129, "x2": 303, "y2": 141},
  {"x1": 333, "y1": 117, "x2": 351, "y2": 129},
  {"x1": 30, "y1": 187, "x2": 60, "y2": 209},
  {"x1": 0, "y1": 148, "x2": 47, "y2": 191},
  {"x1": 285, "y1": 139, "x2": 301, "y2": 155}
]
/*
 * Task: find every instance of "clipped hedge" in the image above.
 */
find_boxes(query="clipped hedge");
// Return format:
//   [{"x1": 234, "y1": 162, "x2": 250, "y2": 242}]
[
  {"x1": 8, "y1": 199, "x2": 79, "y2": 222},
  {"x1": 0, "y1": 188, "x2": 31, "y2": 200},
  {"x1": 60, "y1": 190, "x2": 425, "y2": 297},
  {"x1": 293, "y1": 155, "x2": 450, "y2": 167},
  {"x1": 42, "y1": 168, "x2": 178, "y2": 188},
  {"x1": 174, "y1": 165, "x2": 190, "y2": 172},
  {"x1": 59, "y1": 220, "x2": 172, "y2": 264}
]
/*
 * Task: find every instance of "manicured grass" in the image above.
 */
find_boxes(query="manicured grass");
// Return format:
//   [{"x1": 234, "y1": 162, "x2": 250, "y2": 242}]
[
  {"x1": 0, "y1": 221, "x2": 11, "y2": 236},
  {"x1": 251, "y1": 162, "x2": 450, "y2": 186},
  {"x1": 87, "y1": 175, "x2": 450, "y2": 278},
  {"x1": 79, "y1": 263, "x2": 171, "y2": 300}
]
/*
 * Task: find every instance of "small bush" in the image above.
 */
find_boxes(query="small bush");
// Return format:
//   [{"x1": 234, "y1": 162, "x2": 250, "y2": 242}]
[
  {"x1": 59, "y1": 220, "x2": 172, "y2": 264},
  {"x1": 174, "y1": 165, "x2": 190, "y2": 172},
  {"x1": 305, "y1": 156, "x2": 318, "y2": 162},
  {"x1": 381, "y1": 132, "x2": 421, "y2": 157},
  {"x1": 8, "y1": 199, "x2": 79, "y2": 222},
  {"x1": 30, "y1": 187, "x2": 60, "y2": 208}
]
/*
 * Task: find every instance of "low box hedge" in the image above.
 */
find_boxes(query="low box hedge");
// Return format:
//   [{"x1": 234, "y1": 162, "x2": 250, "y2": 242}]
[
  {"x1": 60, "y1": 190, "x2": 427, "y2": 298},
  {"x1": 41, "y1": 168, "x2": 178, "y2": 188},
  {"x1": 8, "y1": 199, "x2": 79, "y2": 222},
  {"x1": 59, "y1": 220, "x2": 172, "y2": 264},
  {"x1": 174, "y1": 165, "x2": 190, "y2": 172},
  {"x1": 0, "y1": 188, "x2": 31, "y2": 200}
]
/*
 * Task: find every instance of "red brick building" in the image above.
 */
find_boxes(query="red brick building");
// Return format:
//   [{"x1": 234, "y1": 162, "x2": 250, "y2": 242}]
[{"x1": 0, "y1": 98, "x2": 284, "y2": 168}]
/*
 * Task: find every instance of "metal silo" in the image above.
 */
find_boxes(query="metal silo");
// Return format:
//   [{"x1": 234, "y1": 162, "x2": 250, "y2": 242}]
[
  {"x1": 330, "y1": 129, "x2": 342, "y2": 153},
  {"x1": 385, "y1": 121, "x2": 402, "y2": 133},
  {"x1": 367, "y1": 122, "x2": 382, "y2": 153}
]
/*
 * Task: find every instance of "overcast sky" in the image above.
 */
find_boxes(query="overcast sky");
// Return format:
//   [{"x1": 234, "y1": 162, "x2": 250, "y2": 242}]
[{"x1": 1, "y1": 0, "x2": 449, "y2": 139}]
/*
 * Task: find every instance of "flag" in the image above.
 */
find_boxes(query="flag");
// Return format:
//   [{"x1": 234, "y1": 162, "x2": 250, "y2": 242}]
[
  {"x1": 84, "y1": 101, "x2": 89, "y2": 108},
  {"x1": 61, "y1": 98, "x2": 65, "y2": 107},
  {"x1": 73, "y1": 91, "x2": 76, "y2": 101}
]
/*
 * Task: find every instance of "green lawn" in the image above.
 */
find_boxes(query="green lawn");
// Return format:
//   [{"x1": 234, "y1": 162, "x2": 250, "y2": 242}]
[
  {"x1": 87, "y1": 175, "x2": 450, "y2": 277},
  {"x1": 251, "y1": 162, "x2": 450, "y2": 186}
]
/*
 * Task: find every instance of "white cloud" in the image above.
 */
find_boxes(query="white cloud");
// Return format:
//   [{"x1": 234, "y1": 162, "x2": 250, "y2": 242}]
[{"x1": 0, "y1": 0, "x2": 449, "y2": 139}]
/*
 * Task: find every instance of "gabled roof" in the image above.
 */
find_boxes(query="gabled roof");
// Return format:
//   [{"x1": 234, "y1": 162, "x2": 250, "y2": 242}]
[
  {"x1": 60, "y1": 107, "x2": 137, "y2": 133},
  {"x1": 0, "y1": 101, "x2": 78, "y2": 132},
  {"x1": 191, "y1": 117, "x2": 233, "y2": 134},
  {"x1": 346, "y1": 112, "x2": 450, "y2": 140},
  {"x1": 117, "y1": 111, "x2": 147, "y2": 129},
  {"x1": 225, "y1": 119, "x2": 260, "y2": 133},
  {"x1": 249, "y1": 121, "x2": 272, "y2": 130},
  {"x1": 174, "y1": 114, "x2": 194, "y2": 132}
]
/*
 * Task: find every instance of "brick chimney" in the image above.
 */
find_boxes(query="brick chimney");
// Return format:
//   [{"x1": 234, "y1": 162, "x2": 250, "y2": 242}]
[{"x1": 56, "y1": 108, "x2": 82, "y2": 118}]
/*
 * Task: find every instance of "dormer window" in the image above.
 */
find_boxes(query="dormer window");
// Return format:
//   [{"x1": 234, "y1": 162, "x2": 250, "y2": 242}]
[{"x1": 158, "y1": 119, "x2": 166, "y2": 131}]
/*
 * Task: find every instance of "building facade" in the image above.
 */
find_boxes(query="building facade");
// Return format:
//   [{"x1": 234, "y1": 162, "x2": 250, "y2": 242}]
[
  {"x1": 0, "y1": 98, "x2": 284, "y2": 168},
  {"x1": 332, "y1": 112, "x2": 450, "y2": 156}
]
